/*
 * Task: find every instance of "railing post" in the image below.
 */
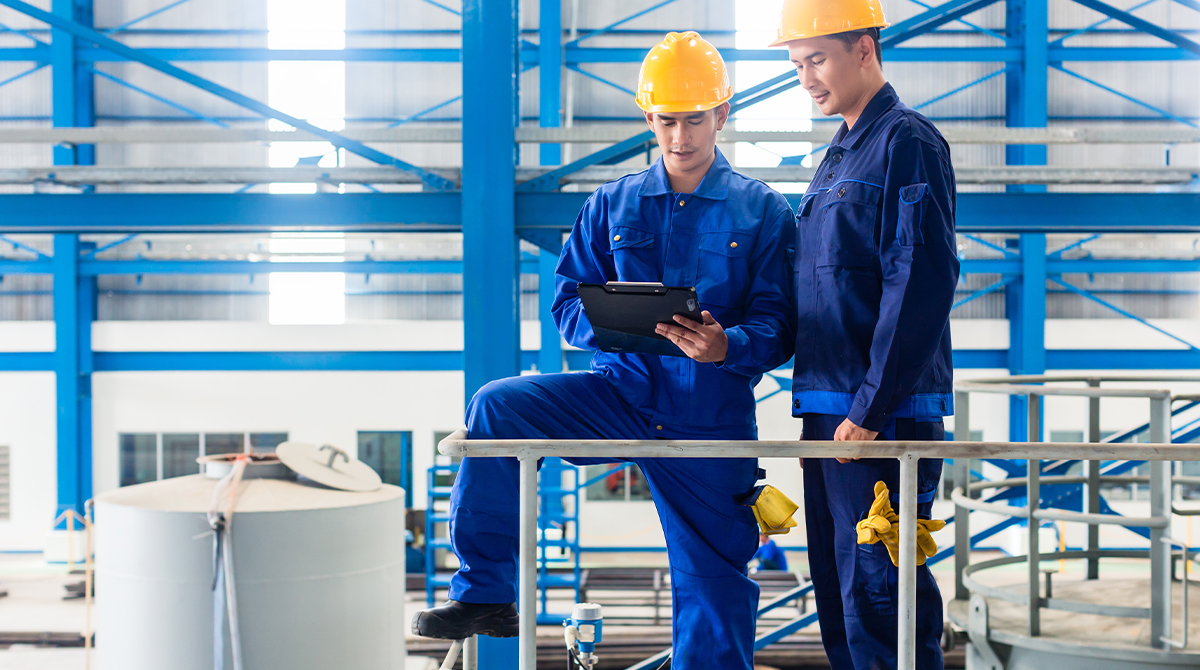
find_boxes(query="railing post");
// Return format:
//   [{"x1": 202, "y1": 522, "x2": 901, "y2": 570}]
[
  {"x1": 1086, "y1": 378, "x2": 1102, "y2": 580},
  {"x1": 464, "y1": 635, "x2": 478, "y2": 670},
  {"x1": 954, "y1": 389, "x2": 971, "y2": 601},
  {"x1": 1149, "y1": 395, "x2": 1172, "y2": 650},
  {"x1": 518, "y1": 456, "x2": 538, "y2": 669},
  {"x1": 898, "y1": 454, "x2": 919, "y2": 670},
  {"x1": 1027, "y1": 393, "x2": 1041, "y2": 637}
]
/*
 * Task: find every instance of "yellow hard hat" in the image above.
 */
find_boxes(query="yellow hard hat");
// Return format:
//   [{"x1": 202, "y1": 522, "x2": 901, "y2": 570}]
[
  {"x1": 769, "y1": 0, "x2": 890, "y2": 47},
  {"x1": 635, "y1": 31, "x2": 733, "y2": 113}
]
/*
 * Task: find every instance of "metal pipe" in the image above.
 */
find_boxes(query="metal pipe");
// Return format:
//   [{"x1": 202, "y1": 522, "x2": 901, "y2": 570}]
[
  {"x1": 1028, "y1": 394, "x2": 1042, "y2": 637},
  {"x1": 1087, "y1": 379, "x2": 1102, "y2": 579},
  {"x1": 464, "y1": 635, "x2": 477, "y2": 670},
  {"x1": 898, "y1": 455, "x2": 919, "y2": 670},
  {"x1": 951, "y1": 487, "x2": 1030, "y2": 517},
  {"x1": 953, "y1": 390, "x2": 971, "y2": 601},
  {"x1": 1149, "y1": 396, "x2": 1173, "y2": 649},
  {"x1": 518, "y1": 456, "x2": 538, "y2": 670},
  {"x1": 439, "y1": 438, "x2": 1200, "y2": 462},
  {"x1": 1032, "y1": 508, "x2": 1168, "y2": 527}
]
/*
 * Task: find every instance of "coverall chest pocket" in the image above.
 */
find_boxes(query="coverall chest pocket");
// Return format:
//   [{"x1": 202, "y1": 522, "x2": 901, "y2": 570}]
[
  {"x1": 696, "y1": 230, "x2": 755, "y2": 310},
  {"x1": 607, "y1": 226, "x2": 658, "y2": 281},
  {"x1": 817, "y1": 181, "x2": 882, "y2": 268}
]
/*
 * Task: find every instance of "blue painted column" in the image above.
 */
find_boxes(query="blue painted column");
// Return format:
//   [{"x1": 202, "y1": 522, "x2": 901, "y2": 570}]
[
  {"x1": 1005, "y1": 0, "x2": 1048, "y2": 175},
  {"x1": 538, "y1": 0, "x2": 562, "y2": 167},
  {"x1": 463, "y1": 0, "x2": 521, "y2": 663},
  {"x1": 51, "y1": 0, "x2": 95, "y2": 168},
  {"x1": 1005, "y1": 0, "x2": 1048, "y2": 441},
  {"x1": 53, "y1": 235, "x2": 92, "y2": 522},
  {"x1": 1008, "y1": 235, "x2": 1046, "y2": 442},
  {"x1": 462, "y1": 0, "x2": 521, "y2": 403},
  {"x1": 536, "y1": 0, "x2": 564, "y2": 374},
  {"x1": 538, "y1": 251, "x2": 563, "y2": 373}
]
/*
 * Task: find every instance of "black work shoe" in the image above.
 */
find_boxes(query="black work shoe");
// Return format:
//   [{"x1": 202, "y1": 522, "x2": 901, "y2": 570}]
[{"x1": 411, "y1": 600, "x2": 519, "y2": 639}]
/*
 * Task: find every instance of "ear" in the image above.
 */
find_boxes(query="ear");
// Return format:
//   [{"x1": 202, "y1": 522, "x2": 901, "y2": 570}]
[
  {"x1": 858, "y1": 34, "x2": 875, "y2": 69},
  {"x1": 713, "y1": 102, "x2": 730, "y2": 131},
  {"x1": 644, "y1": 111, "x2": 655, "y2": 129}
]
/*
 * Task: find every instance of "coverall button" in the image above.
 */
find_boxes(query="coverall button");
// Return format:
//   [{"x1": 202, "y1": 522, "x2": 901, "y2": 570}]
[
  {"x1": 656, "y1": 425, "x2": 663, "y2": 431},
  {"x1": 793, "y1": 399, "x2": 800, "y2": 409},
  {"x1": 730, "y1": 242, "x2": 738, "y2": 249},
  {"x1": 832, "y1": 153, "x2": 842, "y2": 163},
  {"x1": 825, "y1": 172, "x2": 834, "y2": 181},
  {"x1": 838, "y1": 188, "x2": 846, "y2": 198},
  {"x1": 613, "y1": 234, "x2": 621, "y2": 241},
  {"x1": 678, "y1": 200, "x2": 685, "y2": 207}
]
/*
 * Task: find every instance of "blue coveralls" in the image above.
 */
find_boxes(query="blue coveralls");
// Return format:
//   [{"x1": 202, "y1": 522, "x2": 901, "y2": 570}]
[
  {"x1": 791, "y1": 84, "x2": 959, "y2": 670},
  {"x1": 449, "y1": 149, "x2": 796, "y2": 670}
]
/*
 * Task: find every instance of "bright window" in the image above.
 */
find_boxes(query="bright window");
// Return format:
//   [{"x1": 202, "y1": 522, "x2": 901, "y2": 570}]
[
  {"x1": 266, "y1": 0, "x2": 347, "y2": 324},
  {"x1": 733, "y1": 0, "x2": 813, "y2": 192}
]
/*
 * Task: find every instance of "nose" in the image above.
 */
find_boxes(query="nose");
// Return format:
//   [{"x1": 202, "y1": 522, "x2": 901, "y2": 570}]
[
  {"x1": 799, "y1": 67, "x2": 819, "y2": 92},
  {"x1": 670, "y1": 123, "x2": 688, "y2": 148}
]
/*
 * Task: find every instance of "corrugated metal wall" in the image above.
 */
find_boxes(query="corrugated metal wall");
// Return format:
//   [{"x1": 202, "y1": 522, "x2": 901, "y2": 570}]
[{"x1": 0, "y1": 0, "x2": 1196, "y2": 321}]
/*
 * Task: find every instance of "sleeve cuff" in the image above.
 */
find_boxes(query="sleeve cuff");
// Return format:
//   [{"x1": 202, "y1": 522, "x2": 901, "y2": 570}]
[
  {"x1": 848, "y1": 402, "x2": 891, "y2": 433},
  {"x1": 716, "y1": 325, "x2": 751, "y2": 370}
]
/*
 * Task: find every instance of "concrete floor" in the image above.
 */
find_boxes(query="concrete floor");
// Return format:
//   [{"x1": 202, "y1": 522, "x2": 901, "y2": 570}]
[{"x1": 0, "y1": 550, "x2": 1114, "y2": 669}]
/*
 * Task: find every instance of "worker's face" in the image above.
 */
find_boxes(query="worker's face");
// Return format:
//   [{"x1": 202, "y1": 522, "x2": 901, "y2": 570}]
[
  {"x1": 787, "y1": 35, "x2": 876, "y2": 117},
  {"x1": 644, "y1": 103, "x2": 729, "y2": 176}
]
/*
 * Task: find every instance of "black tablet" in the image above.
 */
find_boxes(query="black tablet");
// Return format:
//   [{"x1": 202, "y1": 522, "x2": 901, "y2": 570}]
[{"x1": 577, "y1": 282, "x2": 702, "y2": 358}]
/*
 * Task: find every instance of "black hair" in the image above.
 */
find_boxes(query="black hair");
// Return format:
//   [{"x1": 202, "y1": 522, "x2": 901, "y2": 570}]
[{"x1": 829, "y1": 27, "x2": 883, "y2": 66}]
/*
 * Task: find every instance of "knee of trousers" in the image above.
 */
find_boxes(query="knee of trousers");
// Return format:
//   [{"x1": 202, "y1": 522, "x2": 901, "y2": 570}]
[{"x1": 465, "y1": 377, "x2": 530, "y2": 437}]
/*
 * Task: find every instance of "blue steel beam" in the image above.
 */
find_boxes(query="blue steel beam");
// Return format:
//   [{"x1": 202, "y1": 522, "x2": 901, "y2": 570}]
[
  {"x1": 881, "y1": 0, "x2": 1003, "y2": 47},
  {"x1": 51, "y1": 0, "x2": 94, "y2": 167},
  {"x1": 0, "y1": 193, "x2": 463, "y2": 232},
  {"x1": 461, "y1": 0, "x2": 520, "y2": 402},
  {"x1": 1051, "y1": 277, "x2": 1200, "y2": 350},
  {"x1": 568, "y1": 0, "x2": 678, "y2": 46},
  {"x1": 102, "y1": 0, "x2": 196, "y2": 34},
  {"x1": 907, "y1": 0, "x2": 1008, "y2": 42},
  {"x1": 90, "y1": 66, "x2": 230, "y2": 127},
  {"x1": 1051, "y1": 63, "x2": 1199, "y2": 128},
  {"x1": 11, "y1": 350, "x2": 1200, "y2": 373},
  {"x1": 1, "y1": 45, "x2": 1197, "y2": 64},
  {"x1": 1050, "y1": 0, "x2": 1157, "y2": 47},
  {"x1": 1, "y1": 256, "x2": 1193, "y2": 277},
  {"x1": 0, "y1": 0, "x2": 456, "y2": 191},
  {"x1": 1, "y1": 193, "x2": 1200, "y2": 235},
  {"x1": 52, "y1": 234, "x2": 89, "y2": 521},
  {"x1": 1070, "y1": 0, "x2": 1200, "y2": 56}
]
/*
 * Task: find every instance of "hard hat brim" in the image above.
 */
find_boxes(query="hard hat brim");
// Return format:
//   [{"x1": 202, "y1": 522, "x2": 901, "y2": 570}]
[
  {"x1": 768, "y1": 22, "x2": 890, "y2": 48},
  {"x1": 637, "y1": 94, "x2": 733, "y2": 114}
]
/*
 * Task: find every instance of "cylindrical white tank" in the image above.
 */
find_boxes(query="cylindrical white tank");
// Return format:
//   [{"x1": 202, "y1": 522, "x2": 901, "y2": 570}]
[{"x1": 95, "y1": 474, "x2": 406, "y2": 670}]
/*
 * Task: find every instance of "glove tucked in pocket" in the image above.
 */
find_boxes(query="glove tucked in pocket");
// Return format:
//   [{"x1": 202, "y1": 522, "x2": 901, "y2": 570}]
[
  {"x1": 739, "y1": 484, "x2": 799, "y2": 536},
  {"x1": 855, "y1": 481, "x2": 946, "y2": 566}
]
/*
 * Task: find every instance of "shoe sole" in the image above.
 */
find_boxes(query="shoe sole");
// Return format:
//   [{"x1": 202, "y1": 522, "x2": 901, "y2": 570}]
[{"x1": 411, "y1": 612, "x2": 520, "y2": 639}]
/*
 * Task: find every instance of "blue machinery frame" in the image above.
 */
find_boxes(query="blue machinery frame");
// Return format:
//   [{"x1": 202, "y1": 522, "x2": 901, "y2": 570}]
[{"x1": 0, "y1": 0, "x2": 1197, "y2": 657}]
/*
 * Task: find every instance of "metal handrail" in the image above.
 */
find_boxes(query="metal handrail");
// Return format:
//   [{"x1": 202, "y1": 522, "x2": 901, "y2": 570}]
[
  {"x1": 953, "y1": 374, "x2": 1195, "y2": 655},
  {"x1": 438, "y1": 430, "x2": 1200, "y2": 670}
]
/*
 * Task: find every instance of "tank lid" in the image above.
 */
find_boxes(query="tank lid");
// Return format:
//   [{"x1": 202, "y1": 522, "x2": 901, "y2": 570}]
[{"x1": 277, "y1": 442, "x2": 382, "y2": 492}]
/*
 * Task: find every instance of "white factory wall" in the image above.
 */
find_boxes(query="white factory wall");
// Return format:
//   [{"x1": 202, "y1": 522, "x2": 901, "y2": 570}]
[{"x1": 3, "y1": 319, "x2": 1200, "y2": 551}]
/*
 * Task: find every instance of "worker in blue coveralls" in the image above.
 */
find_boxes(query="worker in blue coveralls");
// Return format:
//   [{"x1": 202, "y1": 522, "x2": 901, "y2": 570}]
[
  {"x1": 411, "y1": 31, "x2": 796, "y2": 670},
  {"x1": 771, "y1": 0, "x2": 960, "y2": 668},
  {"x1": 752, "y1": 533, "x2": 790, "y2": 572}
]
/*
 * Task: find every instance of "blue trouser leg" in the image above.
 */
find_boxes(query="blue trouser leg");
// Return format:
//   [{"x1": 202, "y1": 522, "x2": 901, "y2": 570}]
[
  {"x1": 802, "y1": 414, "x2": 945, "y2": 670},
  {"x1": 448, "y1": 372, "x2": 761, "y2": 670}
]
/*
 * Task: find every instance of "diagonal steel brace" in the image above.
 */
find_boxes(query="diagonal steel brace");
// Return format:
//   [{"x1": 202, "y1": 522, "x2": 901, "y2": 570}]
[{"x1": 0, "y1": 0, "x2": 456, "y2": 191}]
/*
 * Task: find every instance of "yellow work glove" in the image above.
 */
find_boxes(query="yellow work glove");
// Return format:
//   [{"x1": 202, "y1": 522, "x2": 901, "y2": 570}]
[
  {"x1": 748, "y1": 485, "x2": 799, "y2": 536},
  {"x1": 854, "y1": 481, "x2": 947, "y2": 566}
]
